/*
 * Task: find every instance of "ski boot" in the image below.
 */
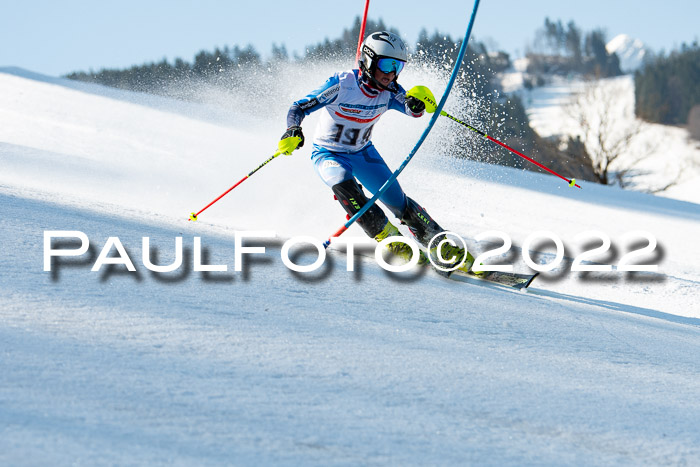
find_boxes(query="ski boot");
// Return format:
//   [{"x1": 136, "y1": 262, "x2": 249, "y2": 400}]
[
  {"x1": 374, "y1": 221, "x2": 429, "y2": 265},
  {"x1": 331, "y1": 179, "x2": 427, "y2": 266},
  {"x1": 400, "y1": 197, "x2": 484, "y2": 276},
  {"x1": 429, "y1": 239, "x2": 484, "y2": 275}
]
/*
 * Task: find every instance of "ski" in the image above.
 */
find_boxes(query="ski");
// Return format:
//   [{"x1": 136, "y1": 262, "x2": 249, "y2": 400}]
[{"x1": 446, "y1": 269, "x2": 539, "y2": 290}]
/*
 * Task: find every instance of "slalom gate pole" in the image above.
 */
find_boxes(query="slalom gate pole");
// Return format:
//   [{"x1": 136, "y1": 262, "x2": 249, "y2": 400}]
[
  {"x1": 324, "y1": 0, "x2": 482, "y2": 248},
  {"x1": 188, "y1": 150, "x2": 282, "y2": 221},
  {"x1": 355, "y1": 0, "x2": 371, "y2": 64},
  {"x1": 441, "y1": 111, "x2": 581, "y2": 188}
]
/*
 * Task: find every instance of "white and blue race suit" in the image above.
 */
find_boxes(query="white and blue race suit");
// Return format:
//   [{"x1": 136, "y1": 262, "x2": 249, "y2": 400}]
[{"x1": 287, "y1": 69, "x2": 423, "y2": 216}]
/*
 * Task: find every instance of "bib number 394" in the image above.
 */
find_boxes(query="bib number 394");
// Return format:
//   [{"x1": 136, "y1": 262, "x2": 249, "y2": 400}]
[{"x1": 332, "y1": 124, "x2": 373, "y2": 146}]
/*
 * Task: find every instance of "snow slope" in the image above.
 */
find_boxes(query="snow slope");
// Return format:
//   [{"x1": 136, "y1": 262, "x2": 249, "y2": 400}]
[{"x1": 1, "y1": 67, "x2": 700, "y2": 465}]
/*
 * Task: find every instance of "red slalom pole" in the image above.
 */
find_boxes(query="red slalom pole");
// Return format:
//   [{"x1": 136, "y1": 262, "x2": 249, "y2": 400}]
[
  {"x1": 441, "y1": 111, "x2": 582, "y2": 188},
  {"x1": 355, "y1": 0, "x2": 371, "y2": 64},
  {"x1": 188, "y1": 150, "x2": 282, "y2": 221}
]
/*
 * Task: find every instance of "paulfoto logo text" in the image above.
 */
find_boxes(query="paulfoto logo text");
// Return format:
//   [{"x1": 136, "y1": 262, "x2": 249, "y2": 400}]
[{"x1": 43, "y1": 230, "x2": 660, "y2": 279}]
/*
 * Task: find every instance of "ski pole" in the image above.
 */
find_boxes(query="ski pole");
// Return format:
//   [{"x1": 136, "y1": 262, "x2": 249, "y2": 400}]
[
  {"x1": 407, "y1": 86, "x2": 582, "y2": 189},
  {"x1": 442, "y1": 111, "x2": 582, "y2": 188},
  {"x1": 188, "y1": 151, "x2": 282, "y2": 221}
]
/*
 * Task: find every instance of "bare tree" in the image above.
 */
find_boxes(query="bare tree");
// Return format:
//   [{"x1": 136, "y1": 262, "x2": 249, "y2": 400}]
[{"x1": 566, "y1": 78, "x2": 667, "y2": 189}]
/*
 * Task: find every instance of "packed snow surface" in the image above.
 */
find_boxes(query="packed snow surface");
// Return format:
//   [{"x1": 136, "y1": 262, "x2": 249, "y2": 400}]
[{"x1": 1, "y1": 67, "x2": 699, "y2": 465}]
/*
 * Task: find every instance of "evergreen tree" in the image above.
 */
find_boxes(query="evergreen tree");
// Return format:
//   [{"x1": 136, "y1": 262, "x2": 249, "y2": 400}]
[
  {"x1": 527, "y1": 20, "x2": 620, "y2": 78},
  {"x1": 635, "y1": 43, "x2": 700, "y2": 124},
  {"x1": 304, "y1": 16, "x2": 390, "y2": 62},
  {"x1": 564, "y1": 21, "x2": 582, "y2": 65}
]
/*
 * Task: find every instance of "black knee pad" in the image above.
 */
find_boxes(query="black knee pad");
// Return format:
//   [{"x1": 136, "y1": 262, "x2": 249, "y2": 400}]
[
  {"x1": 331, "y1": 179, "x2": 388, "y2": 238},
  {"x1": 400, "y1": 197, "x2": 445, "y2": 246}
]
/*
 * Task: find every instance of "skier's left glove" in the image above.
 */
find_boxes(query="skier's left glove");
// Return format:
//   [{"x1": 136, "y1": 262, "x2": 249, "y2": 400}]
[
  {"x1": 278, "y1": 126, "x2": 304, "y2": 155},
  {"x1": 406, "y1": 96, "x2": 426, "y2": 115}
]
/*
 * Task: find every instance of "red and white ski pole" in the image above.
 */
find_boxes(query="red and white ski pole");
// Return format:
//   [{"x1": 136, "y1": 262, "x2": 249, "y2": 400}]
[
  {"x1": 189, "y1": 135, "x2": 301, "y2": 221},
  {"x1": 188, "y1": 150, "x2": 282, "y2": 221},
  {"x1": 407, "y1": 86, "x2": 582, "y2": 189}
]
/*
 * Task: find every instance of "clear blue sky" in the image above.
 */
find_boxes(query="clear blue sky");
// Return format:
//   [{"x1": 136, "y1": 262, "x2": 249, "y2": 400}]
[{"x1": 2, "y1": 0, "x2": 698, "y2": 76}]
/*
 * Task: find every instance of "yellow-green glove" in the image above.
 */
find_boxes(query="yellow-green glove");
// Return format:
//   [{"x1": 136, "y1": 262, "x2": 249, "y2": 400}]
[
  {"x1": 278, "y1": 126, "x2": 304, "y2": 155},
  {"x1": 406, "y1": 86, "x2": 438, "y2": 114}
]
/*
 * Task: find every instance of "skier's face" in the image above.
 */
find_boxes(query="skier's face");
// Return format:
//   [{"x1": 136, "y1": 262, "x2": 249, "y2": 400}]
[{"x1": 373, "y1": 68, "x2": 395, "y2": 88}]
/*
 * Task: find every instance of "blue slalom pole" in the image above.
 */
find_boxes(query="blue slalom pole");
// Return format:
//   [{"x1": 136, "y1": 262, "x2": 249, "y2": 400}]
[{"x1": 324, "y1": 0, "x2": 481, "y2": 247}]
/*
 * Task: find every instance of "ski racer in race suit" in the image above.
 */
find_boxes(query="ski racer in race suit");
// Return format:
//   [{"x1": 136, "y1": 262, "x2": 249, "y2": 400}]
[{"x1": 280, "y1": 31, "x2": 476, "y2": 272}]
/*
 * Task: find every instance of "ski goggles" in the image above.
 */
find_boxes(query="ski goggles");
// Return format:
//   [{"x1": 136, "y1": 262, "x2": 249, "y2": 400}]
[{"x1": 376, "y1": 57, "x2": 405, "y2": 75}]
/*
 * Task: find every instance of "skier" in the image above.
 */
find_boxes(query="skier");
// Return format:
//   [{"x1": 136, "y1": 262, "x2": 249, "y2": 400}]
[{"x1": 279, "y1": 31, "x2": 476, "y2": 273}]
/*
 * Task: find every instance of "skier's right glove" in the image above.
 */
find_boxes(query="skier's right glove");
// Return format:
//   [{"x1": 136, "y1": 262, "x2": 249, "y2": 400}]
[
  {"x1": 406, "y1": 86, "x2": 438, "y2": 114},
  {"x1": 278, "y1": 126, "x2": 304, "y2": 155}
]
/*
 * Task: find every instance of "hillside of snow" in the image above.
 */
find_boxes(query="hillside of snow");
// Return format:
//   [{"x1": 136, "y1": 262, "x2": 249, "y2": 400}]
[
  {"x1": 523, "y1": 74, "x2": 700, "y2": 203},
  {"x1": 1, "y1": 67, "x2": 700, "y2": 465},
  {"x1": 499, "y1": 47, "x2": 700, "y2": 205}
]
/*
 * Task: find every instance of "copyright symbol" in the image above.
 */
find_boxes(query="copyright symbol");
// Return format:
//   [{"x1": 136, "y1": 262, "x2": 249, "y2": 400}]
[{"x1": 427, "y1": 231, "x2": 468, "y2": 273}]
